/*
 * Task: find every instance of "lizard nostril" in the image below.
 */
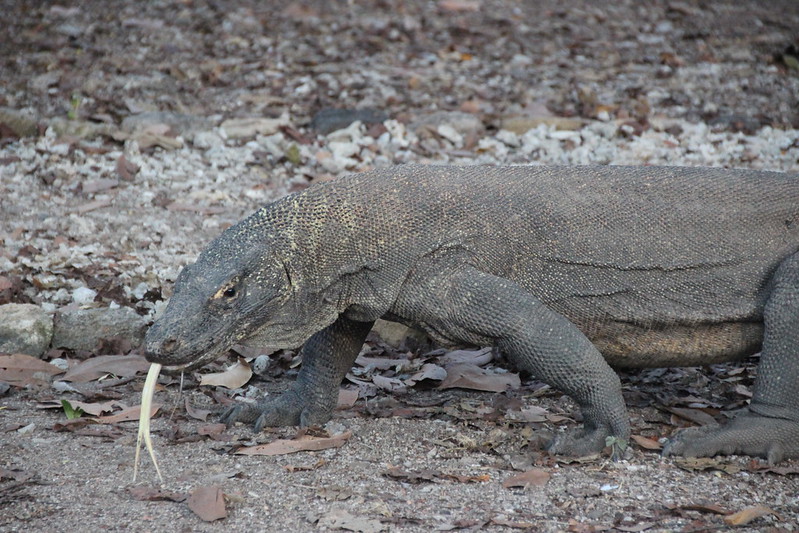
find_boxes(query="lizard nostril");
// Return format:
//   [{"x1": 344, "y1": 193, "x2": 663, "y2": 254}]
[{"x1": 161, "y1": 338, "x2": 180, "y2": 354}]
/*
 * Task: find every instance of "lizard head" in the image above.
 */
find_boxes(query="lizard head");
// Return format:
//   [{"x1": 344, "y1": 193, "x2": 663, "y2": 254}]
[{"x1": 143, "y1": 219, "x2": 336, "y2": 372}]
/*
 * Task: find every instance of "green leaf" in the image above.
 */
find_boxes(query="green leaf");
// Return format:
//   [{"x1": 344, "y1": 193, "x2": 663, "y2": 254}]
[
  {"x1": 61, "y1": 399, "x2": 84, "y2": 420},
  {"x1": 285, "y1": 144, "x2": 301, "y2": 165},
  {"x1": 605, "y1": 435, "x2": 628, "y2": 460}
]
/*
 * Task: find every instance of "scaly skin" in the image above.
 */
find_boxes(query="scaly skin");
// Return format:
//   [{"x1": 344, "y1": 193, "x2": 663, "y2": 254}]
[{"x1": 145, "y1": 165, "x2": 799, "y2": 462}]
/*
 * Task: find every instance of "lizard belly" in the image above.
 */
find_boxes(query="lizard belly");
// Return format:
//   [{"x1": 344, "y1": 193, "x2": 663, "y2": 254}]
[{"x1": 584, "y1": 320, "x2": 763, "y2": 368}]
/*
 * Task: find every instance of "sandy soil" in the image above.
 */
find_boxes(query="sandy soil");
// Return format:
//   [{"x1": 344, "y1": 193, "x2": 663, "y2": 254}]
[{"x1": 2, "y1": 1, "x2": 799, "y2": 531}]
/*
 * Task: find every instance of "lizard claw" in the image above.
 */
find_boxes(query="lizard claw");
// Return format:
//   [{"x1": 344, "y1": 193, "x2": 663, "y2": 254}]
[
  {"x1": 218, "y1": 387, "x2": 334, "y2": 430},
  {"x1": 663, "y1": 411, "x2": 799, "y2": 465}
]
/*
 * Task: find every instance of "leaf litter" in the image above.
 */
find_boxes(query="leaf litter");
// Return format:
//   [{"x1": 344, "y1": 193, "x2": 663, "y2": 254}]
[{"x1": 1, "y1": 0, "x2": 799, "y2": 530}]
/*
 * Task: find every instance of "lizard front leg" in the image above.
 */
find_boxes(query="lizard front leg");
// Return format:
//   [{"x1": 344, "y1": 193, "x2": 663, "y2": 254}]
[
  {"x1": 221, "y1": 315, "x2": 373, "y2": 430},
  {"x1": 395, "y1": 266, "x2": 630, "y2": 457}
]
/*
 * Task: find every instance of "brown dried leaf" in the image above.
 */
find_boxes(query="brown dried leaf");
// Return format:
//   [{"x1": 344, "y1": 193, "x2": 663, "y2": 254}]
[
  {"x1": 60, "y1": 354, "x2": 150, "y2": 383},
  {"x1": 72, "y1": 198, "x2": 114, "y2": 214},
  {"x1": 631, "y1": 434, "x2": 662, "y2": 450},
  {"x1": 438, "y1": 0, "x2": 481, "y2": 12},
  {"x1": 66, "y1": 400, "x2": 118, "y2": 416},
  {"x1": 668, "y1": 502, "x2": 729, "y2": 515},
  {"x1": 336, "y1": 388, "x2": 359, "y2": 409},
  {"x1": 723, "y1": 505, "x2": 775, "y2": 526},
  {"x1": 439, "y1": 363, "x2": 520, "y2": 392},
  {"x1": 81, "y1": 178, "x2": 118, "y2": 194},
  {"x1": 665, "y1": 406, "x2": 718, "y2": 426},
  {"x1": 406, "y1": 363, "x2": 447, "y2": 386},
  {"x1": 371, "y1": 374, "x2": 406, "y2": 392},
  {"x1": 502, "y1": 468, "x2": 551, "y2": 488},
  {"x1": 438, "y1": 347, "x2": 492, "y2": 366},
  {"x1": 187, "y1": 485, "x2": 227, "y2": 522},
  {"x1": 197, "y1": 423, "x2": 227, "y2": 436},
  {"x1": 516, "y1": 406, "x2": 549, "y2": 423},
  {"x1": 490, "y1": 518, "x2": 535, "y2": 529},
  {"x1": 384, "y1": 466, "x2": 440, "y2": 484},
  {"x1": 184, "y1": 398, "x2": 212, "y2": 421},
  {"x1": 235, "y1": 431, "x2": 352, "y2": 456},
  {"x1": 0, "y1": 354, "x2": 64, "y2": 385},
  {"x1": 98, "y1": 404, "x2": 160, "y2": 424},
  {"x1": 355, "y1": 354, "x2": 411, "y2": 370},
  {"x1": 115, "y1": 154, "x2": 140, "y2": 181},
  {"x1": 199, "y1": 358, "x2": 252, "y2": 389}
]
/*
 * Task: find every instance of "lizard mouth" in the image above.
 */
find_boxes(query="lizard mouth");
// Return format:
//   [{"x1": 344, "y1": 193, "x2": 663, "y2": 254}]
[{"x1": 159, "y1": 348, "x2": 228, "y2": 375}]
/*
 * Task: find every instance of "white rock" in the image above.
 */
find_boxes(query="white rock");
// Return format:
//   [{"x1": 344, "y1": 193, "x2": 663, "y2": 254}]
[{"x1": 72, "y1": 286, "x2": 97, "y2": 304}]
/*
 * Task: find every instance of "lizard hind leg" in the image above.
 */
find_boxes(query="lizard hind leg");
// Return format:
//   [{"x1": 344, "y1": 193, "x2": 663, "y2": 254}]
[
  {"x1": 664, "y1": 252, "x2": 799, "y2": 464},
  {"x1": 399, "y1": 266, "x2": 631, "y2": 457}
]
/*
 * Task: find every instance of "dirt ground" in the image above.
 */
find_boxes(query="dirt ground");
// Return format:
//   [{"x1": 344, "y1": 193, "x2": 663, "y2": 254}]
[{"x1": 2, "y1": 0, "x2": 799, "y2": 531}]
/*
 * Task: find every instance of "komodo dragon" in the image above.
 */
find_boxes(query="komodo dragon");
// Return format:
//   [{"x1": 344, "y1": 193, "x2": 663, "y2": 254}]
[{"x1": 144, "y1": 165, "x2": 799, "y2": 463}]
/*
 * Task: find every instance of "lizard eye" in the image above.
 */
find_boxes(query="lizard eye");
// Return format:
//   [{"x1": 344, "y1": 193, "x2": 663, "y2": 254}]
[{"x1": 213, "y1": 282, "x2": 240, "y2": 300}]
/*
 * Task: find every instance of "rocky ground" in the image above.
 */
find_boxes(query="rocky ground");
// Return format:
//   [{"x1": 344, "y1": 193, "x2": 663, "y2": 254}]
[{"x1": 1, "y1": 0, "x2": 799, "y2": 531}]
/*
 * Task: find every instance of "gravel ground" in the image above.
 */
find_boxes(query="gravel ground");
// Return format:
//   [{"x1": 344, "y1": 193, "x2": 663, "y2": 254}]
[{"x1": 1, "y1": 0, "x2": 799, "y2": 531}]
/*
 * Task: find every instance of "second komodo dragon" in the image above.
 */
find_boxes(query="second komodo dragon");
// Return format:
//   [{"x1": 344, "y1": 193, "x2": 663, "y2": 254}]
[{"x1": 145, "y1": 165, "x2": 799, "y2": 463}]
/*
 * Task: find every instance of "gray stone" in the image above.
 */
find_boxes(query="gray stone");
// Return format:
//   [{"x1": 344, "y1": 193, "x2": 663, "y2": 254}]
[
  {"x1": 52, "y1": 307, "x2": 147, "y2": 352},
  {"x1": 310, "y1": 108, "x2": 388, "y2": 135},
  {"x1": 0, "y1": 303, "x2": 54, "y2": 358},
  {"x1": 411, "y1": 111, "x2": 484, "y2": 139},
  {"x1": 371, "y1": 319, "x2": 428, "y2": 348},
  {"x1": 0, "y1": 107, "x2": 39, "y2": 138}
]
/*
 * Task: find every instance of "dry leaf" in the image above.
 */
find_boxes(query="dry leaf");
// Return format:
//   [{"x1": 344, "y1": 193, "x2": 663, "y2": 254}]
[
  {"x1": 99, "y1": 404, "x2": 160, "y2": 424},
  {"x1": 439, "y1": 363, "x2": 520, "y2": 392},
  {"x1": 438, "y1": 0, "x2": 481, "y2": 13},
  {"x1": 197, "y1": 423, "x2": 227, "y2": 436},
  {"x1": 60, "y1": 354, "x2": 150, "y2": 383},
  {"x1": 406, "y1": 363, "x2": 447, "y2": 385},
  {"x1": 668, "y1": 502, "x2": 728, "y2": 515},
  {"x1": 723, "y1": 505, "x2": 775, "y2": 526},
  {"x1": 631, "y1": 434, "x2": 662, "y2": 450},
  {"x1": 337, "y1": 388, "x2": 359, "y2": 409},
  {"x1": 437, "y1": 347, "x2": 493, "y2": 366},
  {"x1": 0, "y1": 354, "x2": 64, "y2": 385},
  {"x1": 665, "y1": 406, "x2": 718, "y2": 426},
  {"x1": 502, "y1": 468, "x2": 551, "y2": 488},
  {"x1": 184, "y1": 398, "x2": 212, "y2": 421},
  {"x1": 384, "y1": 466, "x2": 440, "y2": 484},
  {"x1": 199, "y1": 358, "x2": 252, "y2": 388},
  {"x1": 371, "y1": 374, "x2": 406, "y2": 392},
  {"x1": 490, "y1": 517, "x2": 535, "y2": 529},
  {"x1": 115, "y1": 154, "x2": 140, "y2": 181},
  {"x1": 187, "y1": 485, "x2": 227, "y2": 522},
  {"x1": 355, "y1": 354, "x2": 411, "y2": 370},
  {"x1": 516, "y1": 406, "x2": 549, "y2": 423},
  {"x1": 66, "y1": 400, "x2": 118, "y2": 416},
  {"x1": 235, "y1": 431, "x2": 352, "y2": 456}
]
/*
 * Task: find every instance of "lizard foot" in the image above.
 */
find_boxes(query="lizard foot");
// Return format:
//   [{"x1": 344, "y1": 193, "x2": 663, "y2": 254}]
[
  {"x1": 663, "y1": 411, "x2": 799, "y2": 465},
  {"x1": 219, "y1": 388, "x2": 334, "y2": 431},
  {"x1": 546, "y1": 425, "x2": 626, "y2": 459}
]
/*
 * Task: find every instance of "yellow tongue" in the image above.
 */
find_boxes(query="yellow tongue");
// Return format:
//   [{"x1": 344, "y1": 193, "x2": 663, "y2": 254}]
[{"x1": 133, "y1": 363, "x2": 164, "y2": 483}]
